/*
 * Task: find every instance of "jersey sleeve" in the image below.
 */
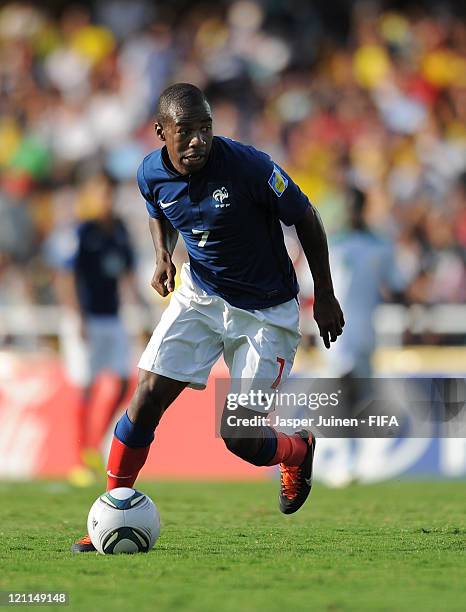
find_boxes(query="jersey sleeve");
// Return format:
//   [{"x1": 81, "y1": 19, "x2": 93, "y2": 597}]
[
  {"x1": 252, "y1": 154, "x2": 311, "y2": 226},
  {"x1": 125, "y1": 242, "x2": 135, "y2": 272},
  {"x1": 42, "y1": 225, "x2": 79, "y2": 271},
  {"x1": 380, "y1": 241, "x2": 407, "y2": 292},
  {"x1": 119, "y1": 222, "x2": 135, "y2": 272},
  {"x1": 137, "y1": 159, "x2": 163, "y2": 219}
]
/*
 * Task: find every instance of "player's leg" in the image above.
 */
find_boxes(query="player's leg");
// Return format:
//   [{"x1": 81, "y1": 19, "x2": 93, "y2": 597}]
[
  {"x1": 221, "y1": 298, "x2": 315, "y2": 514},
  {"x1": 72, "y1": 369, "x2": 186, "y2": 553},
  {"x1": 60, "y1": 309, "x2": 94, "y2": 486},
  {"x1": 221, "y1": 298, "x2": 303, "y2": 466},
  {"x1": 110, "y1": 274, "x2": 224, "y2": 490},
  {"x1": 220, "y1": 403, "x2": 315, "y2": 514},
  {"x1": 69, "y1": 317, "x2": 99, "y2": 487},
  {"x1": 102, "y1": 316, "x2": 133, "y2": 429},
  {"x1": 76, "y1": 317, "x2": 119, "y2": 478},
  {"x1": 86, "y1": 316, "x2": 133, "y2": 463},
  {"x1": 220, "y1": 402, "x2": 310, "y2": 467},
  {"x1": 72, "y1": 267, "x2": 224, "y2": 551},
  {"x1": 98, "y1": 376, "x2": 129, "y2": 437},
  {"x1": 220, "y1": 400, "x2": 315, "y2": 516},
  {"x1": 76, "y1": 380, "x2": 92, "y2": 456},
  {"x1": 80, "y1": 376, "x2": 130, "y2": 477},
  {"x1": 106, "y1": 369, "x2": 187, "y2": 490},
  {"x1": 69, "y1": 380, "x2": 98, "y2": 487}
]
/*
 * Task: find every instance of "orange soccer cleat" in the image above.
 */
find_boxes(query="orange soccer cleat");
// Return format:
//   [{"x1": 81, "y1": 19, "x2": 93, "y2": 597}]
[
  {"x1": 71, "y1": 534, "x2": 96, "y2": 553},
  {"x1": 279, "y1": 430, "x2": 316, "y2": 514}
]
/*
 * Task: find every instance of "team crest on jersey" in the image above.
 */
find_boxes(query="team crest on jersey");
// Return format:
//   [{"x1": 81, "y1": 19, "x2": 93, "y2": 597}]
[
  {"x1": 268, "y1": 166, "x2": 288, "y2": 197},
  {"x1": 212, "y1": 186, "x2": 230, "y2": 208}
]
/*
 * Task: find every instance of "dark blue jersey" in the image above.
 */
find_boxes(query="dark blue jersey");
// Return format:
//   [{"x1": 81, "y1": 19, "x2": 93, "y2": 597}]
[
  {"x1": 137, "y1": 136, "x2": 311, "y2": 309},
  {"x1": 72, "y1": 219, "x2": 134, "y2": 316}
]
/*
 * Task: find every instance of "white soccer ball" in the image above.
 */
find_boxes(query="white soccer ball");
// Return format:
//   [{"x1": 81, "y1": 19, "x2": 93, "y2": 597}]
[{"x1": 87, "y1": 487, "x2": 160, "y2": 554}]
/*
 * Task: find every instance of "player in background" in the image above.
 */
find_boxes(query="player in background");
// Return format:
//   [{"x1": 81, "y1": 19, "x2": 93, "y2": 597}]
[
  {"x1": 323, "y1": 187, "x2": 405, "y2": 380},
  {"x1": 72, "y1": 84, "x2": 344, "y2": 552},
  {"x1": 52, "y1": 172, "x2": 141, "y2": 485},
  {"x1": 318, "y1": 187, "x2": 406, "y2": 487}
]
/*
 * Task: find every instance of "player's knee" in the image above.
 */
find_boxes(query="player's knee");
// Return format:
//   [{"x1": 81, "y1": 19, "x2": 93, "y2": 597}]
[
  {"x1": 220, "y1": 429, "x2": 240, "y2": 455},
  {"x1": 220, "y1": 407, "x2": 239, "y2": 445},
  {"x1": 220, "y1": 411, "x2": 265, "y2": 465}
]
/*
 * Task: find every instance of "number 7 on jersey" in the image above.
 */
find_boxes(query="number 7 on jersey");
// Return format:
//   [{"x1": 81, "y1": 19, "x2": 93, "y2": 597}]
[{"x1": 192, "y1": 229, "x2": 210, "y2": 247}]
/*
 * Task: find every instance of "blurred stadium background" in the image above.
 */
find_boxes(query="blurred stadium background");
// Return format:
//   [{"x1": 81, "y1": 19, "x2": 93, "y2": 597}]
[{"x1": 0, "y1": 0, "x2": 465, "y2": 484}]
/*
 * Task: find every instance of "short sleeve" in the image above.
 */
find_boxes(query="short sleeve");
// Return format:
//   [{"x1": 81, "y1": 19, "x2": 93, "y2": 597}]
[
  {"x1": 253, "y1": 154, "x2": 311, "y2": 226},
  {"x1": 380, "y1": 242, "x2": 407, "y2": 292},
  {"x1": 125, "y1": 242, "x2": 135, "y2": 271},
  {"x1": 119, "y1": 222, "x2": 135, "y2": 272},
  {"x1": 137, "y1": 159, "x2": 163, "y2": 219},
  {"x1": 43, "y1": 225, "x2": 79, "y2": 270}
]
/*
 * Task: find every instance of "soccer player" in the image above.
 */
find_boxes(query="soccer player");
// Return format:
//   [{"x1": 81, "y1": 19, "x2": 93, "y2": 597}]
[
  {"x1": 318, "y1": 187, "x2": 405, "y2": 487},
  {"x1": 72, "y1": 83, "x2": 344, "y2": 552},
  {"x1": 323, "y1": 187, "x2": 405, "y2": 379},
  {"x1": 54, "y1": 172, "x2": 138, "y2": 485}
]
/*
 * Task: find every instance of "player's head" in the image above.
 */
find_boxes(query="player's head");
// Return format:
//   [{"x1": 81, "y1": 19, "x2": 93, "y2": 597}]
[
  {"x1": 154, "y1": 83, "x2": 213, "y2": 175},
  {"x1": 79, "y1": 171, "x2": 116, "y2": 222},
  {"x1": 456, "y1": 170, "x2": 466, "y2": 199},
  {"x1": 347, "y1": 186, "x2": 367, "y2": 230}
]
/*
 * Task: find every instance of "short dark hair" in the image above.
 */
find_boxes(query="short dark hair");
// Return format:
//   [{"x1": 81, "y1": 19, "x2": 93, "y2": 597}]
[
  {"x1": 348, "y1": 186, "x2": 366, "y2": 214},
  {"x1": 156, "y1": 83, "x2": 209, "y2": 124}
]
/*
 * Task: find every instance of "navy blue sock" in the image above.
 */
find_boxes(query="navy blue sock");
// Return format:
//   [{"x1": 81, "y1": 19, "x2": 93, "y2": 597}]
[
  {"x1": 252, "y1": 426, "x2": 278, "y2": 466},
  {"x1": 224, "y1": 426, "x2": 278, "y2": 466},
  {"x1": 114, "y1": 411, "x2": 154, "y2": 449}
]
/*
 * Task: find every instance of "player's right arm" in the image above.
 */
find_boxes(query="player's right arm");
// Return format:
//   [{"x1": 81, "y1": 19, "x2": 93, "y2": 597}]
[
  {"x1": 48, "y1": 224, "x2": 88, "y2": 340},
  {"x1": 247, "y1": 147, "x2": 344, "y2": 348},
  {"x1": 137, "y1": 157, "x2": 179, "y2": 298},
  {"x1": 149, "y1": 217, "x2": 178, "y2": 297}
]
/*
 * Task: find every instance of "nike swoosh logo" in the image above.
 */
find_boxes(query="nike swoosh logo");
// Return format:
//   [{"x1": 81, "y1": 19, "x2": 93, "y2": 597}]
[
  {"x1": 106, "y1": 470, "x2": 133, "y2": 479},
  {"x1": 159, "y1": 199, "x2": 179, "y2": 209}
]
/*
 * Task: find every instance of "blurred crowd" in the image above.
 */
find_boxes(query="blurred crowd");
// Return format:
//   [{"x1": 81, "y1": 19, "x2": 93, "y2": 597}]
[{"x1": 0, "y1": 0, "x2": 465, "y2": 332}]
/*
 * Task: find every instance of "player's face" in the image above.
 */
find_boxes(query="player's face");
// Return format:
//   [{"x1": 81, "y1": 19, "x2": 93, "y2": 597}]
[{"x1": 155, "y1": 102, "x2": 213, "y2": 175}]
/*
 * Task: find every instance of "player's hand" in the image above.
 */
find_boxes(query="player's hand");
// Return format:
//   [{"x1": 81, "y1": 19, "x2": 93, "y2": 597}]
[
  {"x1": 151, "y1": 255, "x2": 176, "y2": 297},
  {"x1": 313, "y1": 290, "x2": 345, "y2": 349}
]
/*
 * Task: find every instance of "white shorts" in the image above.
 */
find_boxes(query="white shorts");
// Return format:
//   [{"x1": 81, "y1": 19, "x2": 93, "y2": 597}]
[
  {"x1": 86, "y1": 315, "x2": 131, "y2": 380},
  {"x1": 138, "y1": 264, "x2": 301, "y2": 391},
  {"x1": 60, "y1": 312, "x2": 131, "y2": 386}
]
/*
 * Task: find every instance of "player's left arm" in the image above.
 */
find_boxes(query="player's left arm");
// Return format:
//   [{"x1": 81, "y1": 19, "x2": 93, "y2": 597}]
[
  {"x1": 294, "y1": 205, "x2": 345, "y2": 349},
  {"x1": 257, "y1": 157, "x2": 344, "y2": 348}
]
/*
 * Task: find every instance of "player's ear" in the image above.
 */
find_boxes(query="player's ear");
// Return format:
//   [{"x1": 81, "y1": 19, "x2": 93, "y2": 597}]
[{"x1": 154, "y1": 122, "x2": 165, "y2": 141}]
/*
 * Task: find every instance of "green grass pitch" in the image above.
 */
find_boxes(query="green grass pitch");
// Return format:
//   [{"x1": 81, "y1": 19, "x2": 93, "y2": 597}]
[{"x1": 1, "y1": 480, "x2": 465, "y2": 611}]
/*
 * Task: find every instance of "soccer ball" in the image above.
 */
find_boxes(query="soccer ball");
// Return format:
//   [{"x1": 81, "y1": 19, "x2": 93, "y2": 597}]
[{"x1": 87, "y1": 487, "x2": 160, "y2": 554}]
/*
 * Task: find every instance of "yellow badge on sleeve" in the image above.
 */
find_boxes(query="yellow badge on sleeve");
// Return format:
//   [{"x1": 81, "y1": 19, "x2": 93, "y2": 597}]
[{"x1": 268, "y1": 166, "x2": 288, "y2": 197}]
